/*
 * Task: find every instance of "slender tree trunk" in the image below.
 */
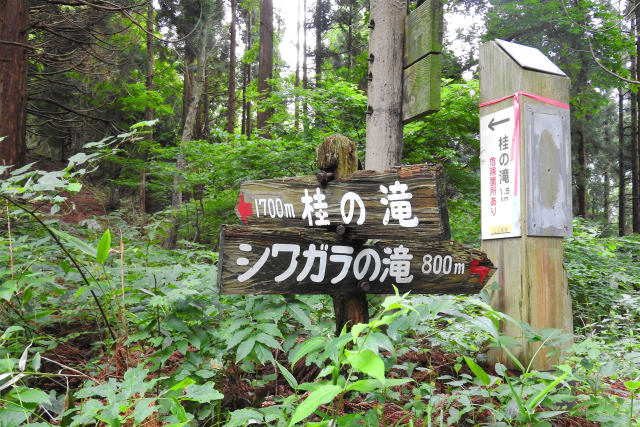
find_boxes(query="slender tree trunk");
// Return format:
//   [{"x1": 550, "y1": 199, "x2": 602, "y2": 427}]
[
  {"x1": 576, "y1": 125, "x2": 588, "y2": 218},
  {"x1": 203, "y1": 72, "x2": 210, "y2": 138},
  {"x1": 634, "y1": 3, "x2": 640, "y2": 232},
  {"x1": 604, "y1": 169, "x2": 610, "y2": 224},
  {"x1": 619, "y1": 88, "x2": 627, "y2": 236},
  {"x1": 226, "y1": 0, "x2": 237, "y2": 133},
  {"x1": 631, "y1": 52, "x2": 638, "y2": 228},
  {"x1": 314, "y1": 0, "x2": 323, "y2": 83},
  {"x1": 0, "y1": 0, "x2": 29, "y2": 171},
  {"x1": 242, "y1": 7, "x2": 253, "y2": 139},
  {"x1": 365, "y1": 0, "x2": 405, "y2": 171},
  {"x1": 140, "y1": 0, "x2": 155, "y2": 214},
  {"x1": 294, "y1": 0, "x2": 301, "y2": 132},
  {"x1": 302, "y1": 0, "x2": 309, "y2": 131},
  {"x1": 257, "y1": 0, "x2": 273, "y2": 138},
  {"x1": 165, "y1": 19, "x2": 212, "y2": 249},
  {"x1": 182, "y1": 52, "x2": 195, "y2": 131}
]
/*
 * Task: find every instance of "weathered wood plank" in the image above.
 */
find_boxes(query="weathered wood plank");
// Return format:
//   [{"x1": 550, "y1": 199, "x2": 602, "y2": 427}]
[
  {"x1": 402, "y1": 54, "x2": 441, "y2": 123},
  {"x1": 218, "y1": 225, "x2": 495, "y2": 295},
  {"x1": 404, "y1": 0, "x2": 443, "y2": 68},
  {"x1": 235, "y1": 163, "x2": 450, "y2": 241}
]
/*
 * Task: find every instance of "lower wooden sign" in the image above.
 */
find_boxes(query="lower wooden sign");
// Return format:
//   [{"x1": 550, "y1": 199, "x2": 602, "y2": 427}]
[{"x1": 218, "y1": 225, "x2": 495, "y2": 295}]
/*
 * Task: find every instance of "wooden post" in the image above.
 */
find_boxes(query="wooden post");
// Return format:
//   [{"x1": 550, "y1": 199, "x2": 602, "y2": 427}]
[
  {"x1": 316, "y1": 135, "x2": 368, "y2": 333},
  {"x1": 479, "y1": 40, "x2": 573, "y2": 370}
]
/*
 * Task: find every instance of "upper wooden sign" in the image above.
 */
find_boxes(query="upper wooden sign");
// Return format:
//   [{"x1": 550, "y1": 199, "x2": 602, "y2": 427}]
[
  {"x1": 234, "y1": 164, "x2": 450, "y2": 241},
  {"x1": 402, "y1": 0, "x2": 443, "y2": 123}
]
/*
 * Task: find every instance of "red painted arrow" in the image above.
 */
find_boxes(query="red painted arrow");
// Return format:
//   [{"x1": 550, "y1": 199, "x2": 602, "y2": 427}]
[
  {"x1": 237, "y1": 193, "x2": 253, "y2": 225},
  {"x1": 469, "y1": 259, "x2": 491, "y2": 284}
]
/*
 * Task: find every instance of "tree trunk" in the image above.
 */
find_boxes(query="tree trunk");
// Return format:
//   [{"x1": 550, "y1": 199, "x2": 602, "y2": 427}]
[
  {"x1": 365, "y1": 0, "x2": 405, "y2": 171},
  {"x1": 631, "y1": 1, "x2": 640, "y2": 233},
  {"x1": 0, "y1": 0, "x2": 29, "y2": 171},
  {"x1": 302, "y1": 0, "x2": 309, "y2": 132},
  {"x1": 631, "y1": 53, "x2": 638, "y2": 228},
  {"x1": 226, "y1": 0, "x2": 237, "y2": 133},
  {"x1": 576, "y1": 125, "x2": 588, "y2": 218},
  {"x1": 140, "y1": 0, "x2": 155, "y2": 214},
  {"x1": 241, "y1": 7, "x2": 253, "y2": 138},
  {"x1": 294, "y1": 0, "x2": 301, "y2": 132},
  {"x1": 164, "y1": 18, "x2": 212, "y2": 249},
  {"x1": 604, "y1": 169, "x2": 610, "y2": 224},
  {"x1": 314, "y1": 0, "x2": 323, "y2": 83},
  {"x1": 257, "y1": 0, "x2": 273, "y2": 138},
  {"x1": 619, "y1": 88, "x2": 627, "y2": 236}
]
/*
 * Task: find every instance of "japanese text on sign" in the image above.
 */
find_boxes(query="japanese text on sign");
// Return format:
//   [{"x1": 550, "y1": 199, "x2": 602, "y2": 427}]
[
  {"x1": 480, "y1": 107, "x2": 521, "y2": 239},
  {"x1": 235, "y1": 242, "x2": 465, "y2": 285}
]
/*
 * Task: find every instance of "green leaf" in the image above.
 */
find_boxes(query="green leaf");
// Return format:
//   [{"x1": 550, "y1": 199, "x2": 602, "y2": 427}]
[
  {"x1": 236, "y1": 337, "x2": 256, "y2": 362},
  {"x1": 464, "y1": 356, "x2": 490, "y2": 386},
  {"x1": 133, "y1": 398, "x2": 157, "y2": 424},
  {"x1": 624, "y1": 380, "x2": 640, "y2": 392},
  {"x1": 255, "y1": 332, "x2": 283, "y2": 350},
  {"x1": 350, "y1": 323, "x2": 368, "y2": 344},
  {"x1": 169, "y1": 377, "x2": 196, "y2": 391},
  {"x1": 288, "y1": 384, "x2": 342, "y2": 426},
  {"x1": 0, "y1": 280, "x2": 17, "y2": 302},
  {"x1": 50, "y1": 228, "x2": 97, "y2": 259},
  {"x1": 1, "y1": 325, "x2": 24, "y2": 339},
  {"x1": 96, "y1": 229, "x2": 111, "y2": 264},
  {"x1": 345, "y1": 349, "x2": 385, "y2": 383},
  {"x1": 276, "y1": 361, "x2": 298, "y2": 389},
  {"x1": 345, "y1": 379, "x2": 380, "y2": 393},
  {"x1": 15, "y1": 387, "x2": 51, "y2": 404},
  {"x1": 184, "y1": 382, "x2": 224, "y2": 403},
  {"x1": 291, "y1": 336, "x2": 326, "y2": 365}
]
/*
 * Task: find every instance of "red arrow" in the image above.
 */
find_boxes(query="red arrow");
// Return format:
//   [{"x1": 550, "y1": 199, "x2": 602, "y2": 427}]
[
  {"x1": 469, "y1": 259, "x2": 491, "y2": 284},
  {"x1": 237, "y1": 193, "x2": 253, "y2": 225}
]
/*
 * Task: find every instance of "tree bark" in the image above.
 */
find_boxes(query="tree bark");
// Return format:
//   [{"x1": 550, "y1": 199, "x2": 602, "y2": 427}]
[
  {"x1": 294, "y1": 0, "x2": 301, "y2": 132},
  {"x1": 576, "y1": 125, "x2": 588, "y2": 218},
  {"x1": 226, "y1": 0, "x2": 237, "y2": 133},
  {"x1": 314, "y1": 0, "x2": 324, "y2": 83},
  {"x1": 241, "y1": 6, "x2": 253, "y2": 138},
  {"x1": 164, "y1": 17, "x2": 212, "y2": 249},
  {"x1": 140, "y1": 0, "x2": 155, "y2": 214},
  {"x1": 365, "y1": 0, "x2": 405, "y2": 171},
  {"x1": 634, "y1": 3, "x2": 640, "y2": 232},
  {"x1": 0, "y1": 0, "x2": 29, "y2": 170},
  {"x1": 257, "y1": 0, "x2": 273, "y2": 138},
  {"x1": 302, "y1": 0, "x2": 309, "y2": 132},
  {"x1": 619, "y1": 88, "x2": 627, "y2": 236}
]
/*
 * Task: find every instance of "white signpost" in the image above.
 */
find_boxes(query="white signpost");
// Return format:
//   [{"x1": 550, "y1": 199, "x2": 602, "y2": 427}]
[{"x1": 480, "y1": 106, "x2": 520, "y2": 239}]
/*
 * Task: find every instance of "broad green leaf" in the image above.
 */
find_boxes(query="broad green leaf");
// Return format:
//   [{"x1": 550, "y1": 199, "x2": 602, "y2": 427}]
[
  {"x1": 464, "y1": 356, "x2": 490, "y2": 386},
  {"x1": 275, "y1": 361, "x2": 298, "y2": 389},
  {"x1": 0, "y1": 280, "x2": 17, "y2": 302},
  {"x1": 14, "y1": 387, "x2": 51, "y2": 404},
  {"x1": 291, "y1": 336, "x2": 326, "y2": 365},
  {"x1": 236, "y1": 337, "x2": 256, "y2": 362},
  {"x1": 169, "y1": 377, "x2": 195, "y2": 391},
  {"x1": 351, "y1": 323, "x2": 368, "y2": 344},
  {"x1": 288, "y1": 384, "x2": 342, "y2": 426},
  {"x1": 345, "y1": 379, "x2": 380, "y2": 393},
  {"x1": 226, "y1": 408, "x2": 264, "y2": 427},
  {"x1": 255, "y1": 332, "x2": 283, "y2": 350},
  {"x1": 1, "y1": 325, "x2": 24, "y2": 339},
  {"x1": 345, "y1": 349, "x2": 385, "y2": 383},
  {"x1": 96, "y1": 229, "x2": 111, "y2": 264},
  {"x1": 226, "y1": 328, "x2": 253, "y2": 350},
  {"x1": 133, "y1": 397, "x2": 157, "y2": 424},
  {"x1": 624, "y1": 380, "x2": 640, "y2": 392},
  {"x1": 50, "y1": 228, "x2": 97, "y2": 259},
  {"x1": 184, "y1": 382, "x2": 224, "y2": 403}
]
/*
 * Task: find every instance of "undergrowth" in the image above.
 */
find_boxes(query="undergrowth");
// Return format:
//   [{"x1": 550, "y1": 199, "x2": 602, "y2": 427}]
[{"x1": 1, "y1": 133, "x2": 639, "y2": 425}]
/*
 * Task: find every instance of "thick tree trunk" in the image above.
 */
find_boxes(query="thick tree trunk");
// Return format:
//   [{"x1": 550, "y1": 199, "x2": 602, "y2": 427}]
[
  {"x1": 619, "y1": 88, "x2": 627, "y2": 236},
  {"x1": 365, "y1": 0, "x2": 405, "y2": 171},
  {"x1": 631, "y1": 53, "x2": 638, "y2": 228},
  {"x1": 226, "y1": 0, "x2": 237, "y2": 133},
  {"x1": 0, "y1": 0, "x2": 29, "y2": 170},
  {"x1": 241, "y1": 7, "x2": 253, "y2": 138},
  {"x1": 257, "y1": 0, "x2": 273, "y2": 138}
]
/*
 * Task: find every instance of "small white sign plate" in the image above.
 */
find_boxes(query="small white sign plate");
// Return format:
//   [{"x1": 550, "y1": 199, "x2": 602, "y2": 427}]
[{"x1": 480, "y1": 106, "x2": 521, "y2": 239}]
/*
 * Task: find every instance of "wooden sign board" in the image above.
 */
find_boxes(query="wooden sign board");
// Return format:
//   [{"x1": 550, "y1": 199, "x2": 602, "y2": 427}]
[
  {"x1": 402, "y1": 0, "x2": 443, "y2": 124},
  {"x1": 218, "y1": 225, "x2": 495, "y2": 295},
  {"x1": 235, "y1": 164, "x2": 450, "y2": 241}
]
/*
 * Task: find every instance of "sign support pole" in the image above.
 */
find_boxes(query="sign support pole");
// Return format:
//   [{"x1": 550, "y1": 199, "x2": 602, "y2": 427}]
[
  {"x1": 479, "y1": 40, "x2": 573, "y2": 371},
  {"x1": 316, "y1": 135, "x2": 369, "y2": 333}
]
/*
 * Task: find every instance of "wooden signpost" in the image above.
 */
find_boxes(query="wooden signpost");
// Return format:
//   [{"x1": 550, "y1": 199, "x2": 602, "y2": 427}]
[
  {"x1": 219, "y1": 136, "x2": 496, "y2": 332},
  {"x1": 479, "y1": 40, "x2": 573, "y2": 370}
]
